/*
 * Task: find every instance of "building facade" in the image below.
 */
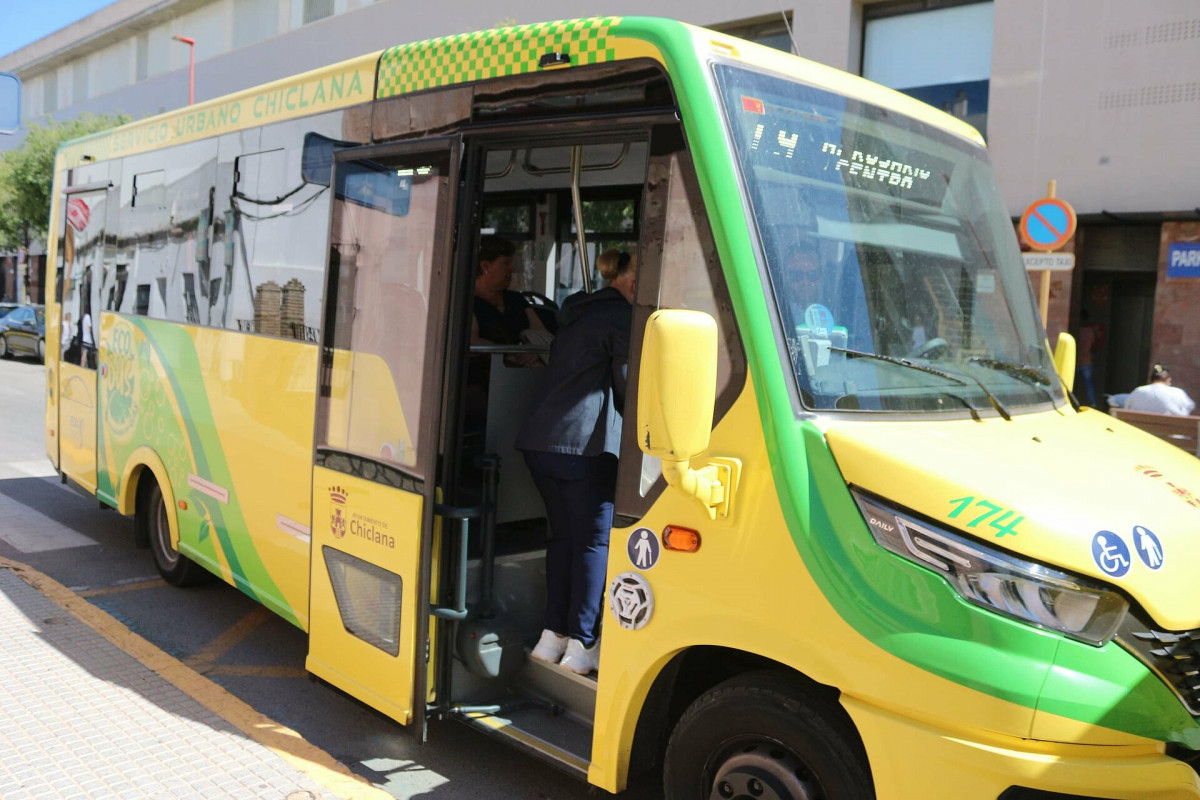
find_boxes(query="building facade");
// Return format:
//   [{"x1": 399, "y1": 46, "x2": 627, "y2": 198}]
[{"x1": 2, "y1": 0, "x2": 1198, "y2": 404}]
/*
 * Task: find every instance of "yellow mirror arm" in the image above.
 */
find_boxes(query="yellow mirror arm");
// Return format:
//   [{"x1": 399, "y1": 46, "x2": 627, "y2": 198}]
[{"x1": 661, "y1": 457, "x2": 742, "y2": 520}]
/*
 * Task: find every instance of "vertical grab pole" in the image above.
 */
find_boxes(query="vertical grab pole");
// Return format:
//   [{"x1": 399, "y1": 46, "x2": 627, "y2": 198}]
[
  {"x1": 570, "y1": 145, "x2": 592, "y2": 293},
  {"x1": 478, "y1": 455, "x2": 500, "y2": 619}
]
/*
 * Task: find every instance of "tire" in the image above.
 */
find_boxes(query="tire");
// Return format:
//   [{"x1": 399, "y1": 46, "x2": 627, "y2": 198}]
[
  {"x1": 663, "y1": 672, "x2": 874, "y2": 800},
  {"x1": 37, "y1": 338, "x2": 45, "y2": 363},
  {"x1": 141, "y1": 478, "x2": 208, "y2": 587},
  {"x1": 0, "y1": 334, "x2": 9, "y2": 359}
]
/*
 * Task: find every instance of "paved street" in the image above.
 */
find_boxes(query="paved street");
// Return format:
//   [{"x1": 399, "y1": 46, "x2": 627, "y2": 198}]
[{"x1": 0, "y1": 355, "x2": 659, "y2": 799}]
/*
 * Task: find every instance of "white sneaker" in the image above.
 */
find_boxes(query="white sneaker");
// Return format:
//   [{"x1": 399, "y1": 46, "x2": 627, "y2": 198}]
[
  {"x1": 530, "y1": 629, "x2": 569, "y2": 663},
  {"x1": 559, "y1": 638, "x2": 600, "y2": 675}
]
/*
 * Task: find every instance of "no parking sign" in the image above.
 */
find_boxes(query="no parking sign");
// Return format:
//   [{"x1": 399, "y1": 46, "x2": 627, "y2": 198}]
[{"x1": 1020, "y1": 197, "x2": 1076, "y2": 252}]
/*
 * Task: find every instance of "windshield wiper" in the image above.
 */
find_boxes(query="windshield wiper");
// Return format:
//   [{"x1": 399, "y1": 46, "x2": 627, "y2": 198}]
[
  {"x1": 967, "y1": 357, "x2": 1050, "y2": 386},
  {"x1": 967, "y1": 357, "x2": 1062, "y2": 408},
  {"x1": 829, "y1": 347, "x2": 984, "y2": 420}
]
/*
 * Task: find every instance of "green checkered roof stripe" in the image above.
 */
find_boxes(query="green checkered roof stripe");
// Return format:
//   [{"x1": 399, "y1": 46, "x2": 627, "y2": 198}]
[{"x1": 377, "y1": 18, "x2": 623, "y2": 98}]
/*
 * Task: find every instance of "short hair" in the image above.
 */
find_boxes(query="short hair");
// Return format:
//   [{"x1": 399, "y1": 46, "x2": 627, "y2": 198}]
[
  {"x1": 478, "y1": 235, "x2": 515, "y2": 265},
  {"x1": 1151, "y1": 363, "x2": 1171, "y2": 383},
  {"x1": 597, "y1": 248, "x2": 636, "y2": 281}
]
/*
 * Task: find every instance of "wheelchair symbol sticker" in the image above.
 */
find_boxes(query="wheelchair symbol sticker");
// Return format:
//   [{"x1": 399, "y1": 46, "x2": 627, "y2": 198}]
[
  {"x1": 1091, "y1": 531, "x2": 1131, "y2": 578},
  {"x1": 1133, "y1": 525, "x2": 1164, "y2": 570}
]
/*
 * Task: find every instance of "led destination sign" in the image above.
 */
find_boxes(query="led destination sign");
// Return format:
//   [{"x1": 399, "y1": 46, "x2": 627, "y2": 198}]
[{"x1": 736, "y1": 93, "x2": 952, "y2": 208}]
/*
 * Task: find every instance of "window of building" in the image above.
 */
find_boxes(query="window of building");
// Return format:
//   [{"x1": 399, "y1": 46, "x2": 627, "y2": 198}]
[
  {"x1": 43, "y1": 71, "x2": 58, "y2": 113},
  {"x1": 233, "y1": 0, "x2": 280, "y2": 49},
  {"x1": 136, "y1": 35, "x2": 149, "y2": 81},
  {"x1": 715, "y1": 13, "x2": 796, "y2": 54},
  {"x1": 303, "y1": 0, "x2": 334, "y2": 24},
  {"x1": 73, "y1": 60, "x2": 89, "y2": 105},
  {"x1": 863, "y1": 0, "x2": 993, "y2": 136}
]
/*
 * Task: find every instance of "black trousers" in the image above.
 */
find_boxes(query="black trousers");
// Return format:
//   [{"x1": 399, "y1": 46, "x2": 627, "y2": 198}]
[{"x1": 523, "y1": 450, "x2": 617, "y2": 647}]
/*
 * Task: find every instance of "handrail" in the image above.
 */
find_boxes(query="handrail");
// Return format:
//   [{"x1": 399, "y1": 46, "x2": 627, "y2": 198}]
[
  {"x1": 430, "y1": 504, "x2": 485, "y2": 620},
  {"x1": 570, "y1": 145, "x2": 592, "y2": 293},
  {"x1": 467, "y1": 344, "x2": 551, "y2": 356},
  {"x1": 522, "y1": 142, "x2": 630, "y2": 176}
]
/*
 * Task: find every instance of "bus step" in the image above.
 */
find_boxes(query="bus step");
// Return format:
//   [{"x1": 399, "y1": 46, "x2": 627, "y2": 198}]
[
  {"x1": 516, "y1": 649, "x2": 597, "y2": 725},
  {"x1": 455, "y1": 702, "x2": 591, "y2": 780}
]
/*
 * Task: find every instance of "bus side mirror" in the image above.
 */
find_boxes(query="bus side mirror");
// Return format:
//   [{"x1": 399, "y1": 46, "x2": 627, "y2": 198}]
[
  {"x1": 638, "y1": 309, "x2": 740, "y2": 519},
  {"x1": 0, "y1": 71, "x2": 21, "y2": 135},
  {"x1": 1054, "y1": 332, "x2": 1076, "y2": 393}
]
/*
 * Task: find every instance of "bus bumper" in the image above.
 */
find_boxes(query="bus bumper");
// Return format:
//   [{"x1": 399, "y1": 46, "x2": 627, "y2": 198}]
[{"x1": 843, "y1": 695, "x2": 1200, "y2": 800}]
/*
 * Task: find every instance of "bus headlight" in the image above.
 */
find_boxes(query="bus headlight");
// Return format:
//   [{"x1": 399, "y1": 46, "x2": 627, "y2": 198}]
[{"x1": 852, "y1": 489, "x2": 1128, "y2": 646}]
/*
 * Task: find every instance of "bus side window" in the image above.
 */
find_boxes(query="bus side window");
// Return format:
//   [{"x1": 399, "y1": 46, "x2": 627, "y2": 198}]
[{"x1": 616, "y1": 127, "x2": 746, "y2": 520}]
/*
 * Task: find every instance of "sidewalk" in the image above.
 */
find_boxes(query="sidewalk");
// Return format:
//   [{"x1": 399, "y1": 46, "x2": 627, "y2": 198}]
[{"x1": 0, "y1": 558, "x2": 390, "y2": 800}]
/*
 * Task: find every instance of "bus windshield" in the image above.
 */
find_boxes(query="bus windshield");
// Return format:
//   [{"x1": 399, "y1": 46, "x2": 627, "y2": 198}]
[{"x1": 715, "y1": 63, "x2": 1062, "y2": 415}]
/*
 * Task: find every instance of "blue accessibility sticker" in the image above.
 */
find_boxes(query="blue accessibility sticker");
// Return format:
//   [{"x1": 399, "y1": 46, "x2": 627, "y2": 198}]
[
  {"x1": 1091, "y1": 531, "x2": 1131, "y2": 578},
  {"x1": 804, "y1": 304, "x2": 835, "y2": 337},
  {"x1": 1132, "y1": 525, "x2": 1164, "y2": 570}
]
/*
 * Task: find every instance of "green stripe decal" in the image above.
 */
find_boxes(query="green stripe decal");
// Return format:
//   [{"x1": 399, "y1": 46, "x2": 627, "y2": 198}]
[{"x1": 110, "y1": 318, "x2": 296, "y2": 626}]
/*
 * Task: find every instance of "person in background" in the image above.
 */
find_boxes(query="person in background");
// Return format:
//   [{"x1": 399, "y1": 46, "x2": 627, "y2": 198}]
[
  {"x1": 1076, "y1": 310, "x2": 1100, "y2": 407},
  {"x1": 80, "y1": 309, "x2": 94, "y2": 368},
  {"x1": 61, "y1": 312, "x2": 73, "y2": 357},
  {"x1": 1125, "y1": 364, "x2": 1196, "y2": 416},
  {"x1": 517, "y1": 249, "x2": 636, "y2": 675}
]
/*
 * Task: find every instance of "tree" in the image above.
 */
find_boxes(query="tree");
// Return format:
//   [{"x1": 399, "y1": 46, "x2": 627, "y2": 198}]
[{"x1": 0, "y1": 113, "x2": 129, "y2": 251}]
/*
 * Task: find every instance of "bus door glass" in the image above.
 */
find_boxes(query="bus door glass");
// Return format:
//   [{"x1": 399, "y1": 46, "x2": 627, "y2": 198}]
[
  {"x1": 57, "y1": 182, "x2": 111, "y2": 492},
  {"x1": 308, "y1": 139, "x2": 459, "y2": 733}
]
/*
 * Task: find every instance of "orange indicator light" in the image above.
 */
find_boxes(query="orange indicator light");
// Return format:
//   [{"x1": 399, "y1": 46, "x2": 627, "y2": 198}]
[
  {"x1": 662, "y1": 525, "x2": 701, "y2": 553},
  {"x1": 177, "y1": 500, "x2": 188, "y2": 511}
]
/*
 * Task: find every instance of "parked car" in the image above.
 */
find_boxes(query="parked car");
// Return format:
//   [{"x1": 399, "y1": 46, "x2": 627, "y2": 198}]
[{"x1": 0, "y1": 304, "x2": 46, "y2": 362}]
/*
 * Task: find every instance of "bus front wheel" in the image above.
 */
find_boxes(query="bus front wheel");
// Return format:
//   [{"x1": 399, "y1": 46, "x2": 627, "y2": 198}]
[
  {"x1": 141, "y1": 478, "x2": 207, "y2": 587},
  {"x1": 663, "y1": 672, "x2": 873, "y2": 800}
]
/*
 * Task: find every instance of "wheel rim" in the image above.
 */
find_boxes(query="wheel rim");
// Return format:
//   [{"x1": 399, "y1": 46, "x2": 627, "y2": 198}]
[
  {"x1": 151, "y1": 490, "x2": 181, "y2": 570},
  {"x1": 37, "y1": 339, "x2": 44, "y2": 360},
  {"x1": 707, "y1": 741, "x2": 820, "y2": 800},
  {"x1": 0, "y1": 336, "x2": 7, "y2": 356}
]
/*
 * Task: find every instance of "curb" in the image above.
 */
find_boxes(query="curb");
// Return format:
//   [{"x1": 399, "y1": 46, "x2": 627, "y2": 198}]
[{"x1": 0, "y1": 555, "x2": 395, "y2": 800}]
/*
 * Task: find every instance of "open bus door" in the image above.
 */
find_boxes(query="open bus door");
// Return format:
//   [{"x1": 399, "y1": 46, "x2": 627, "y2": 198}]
[
  {"x1": 307, "y1": 139, "x2": 460, "y2": 735},
  {"x1": 57, "y1": 182, "x2": 112, "y2": 492}
]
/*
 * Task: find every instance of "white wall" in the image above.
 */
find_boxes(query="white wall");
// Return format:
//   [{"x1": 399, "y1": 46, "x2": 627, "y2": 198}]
[{"x1": 989, "y1": 0, "x2": 1200, "y2": 215}]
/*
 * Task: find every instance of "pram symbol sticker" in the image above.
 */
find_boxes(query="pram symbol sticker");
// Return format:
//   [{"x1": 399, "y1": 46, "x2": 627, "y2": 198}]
[
  {"x1": 627, "y1": 527, "x2": 660, "y2": 570},
  {"x1": 1091, "y1": 531, "x2": 1130, "y2": 578},
  {"x1": 609, "y1": 572, "x2": 654, "y2": 630},
  {"x1": 1133, "y1": 525, "x2": 1163, "y2": 570}
]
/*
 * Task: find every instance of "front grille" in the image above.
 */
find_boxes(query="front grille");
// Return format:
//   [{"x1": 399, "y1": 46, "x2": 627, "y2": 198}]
[{"x1": 1115, "y1": 612, "x2": 1200, "y2": 716}]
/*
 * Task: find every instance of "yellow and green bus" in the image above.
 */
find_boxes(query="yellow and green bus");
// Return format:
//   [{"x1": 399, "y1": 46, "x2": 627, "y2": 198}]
[{"x1": 43, "y1": 16, "x2": 1200, "y2": 799}]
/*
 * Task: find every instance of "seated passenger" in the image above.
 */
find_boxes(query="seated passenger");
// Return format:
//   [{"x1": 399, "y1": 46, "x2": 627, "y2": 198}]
[
  {"x1": 1125, "y1": 364, "x2": 1196, "y2": 416},
  {"x1": 471, "y1": 235, "x2": 547, "y2": 346}
]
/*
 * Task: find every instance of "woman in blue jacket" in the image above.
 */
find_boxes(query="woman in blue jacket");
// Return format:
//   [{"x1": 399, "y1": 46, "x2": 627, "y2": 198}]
[{"x1": 516, "y1": 249, "x2": 636, "y2": 674}]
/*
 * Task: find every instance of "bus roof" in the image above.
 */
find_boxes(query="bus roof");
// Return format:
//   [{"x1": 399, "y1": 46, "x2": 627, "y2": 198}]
[{"x1": 56, "y1": 16, "x2": 982, "y2": 169}]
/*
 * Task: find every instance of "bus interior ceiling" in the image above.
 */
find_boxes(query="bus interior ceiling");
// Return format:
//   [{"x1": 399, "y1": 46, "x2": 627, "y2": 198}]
[{"x1": 443, "y1": 139, "x2": 650, "y2": 748}]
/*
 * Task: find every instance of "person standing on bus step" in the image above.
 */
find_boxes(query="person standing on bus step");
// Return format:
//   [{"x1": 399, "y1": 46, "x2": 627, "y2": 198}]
[
  {"x1": 517, "y1": 249, "x2": 636, "y2": 675},
  {"x1": 1125, "y1": 364, "x2": 1196, "y2": 416}
]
